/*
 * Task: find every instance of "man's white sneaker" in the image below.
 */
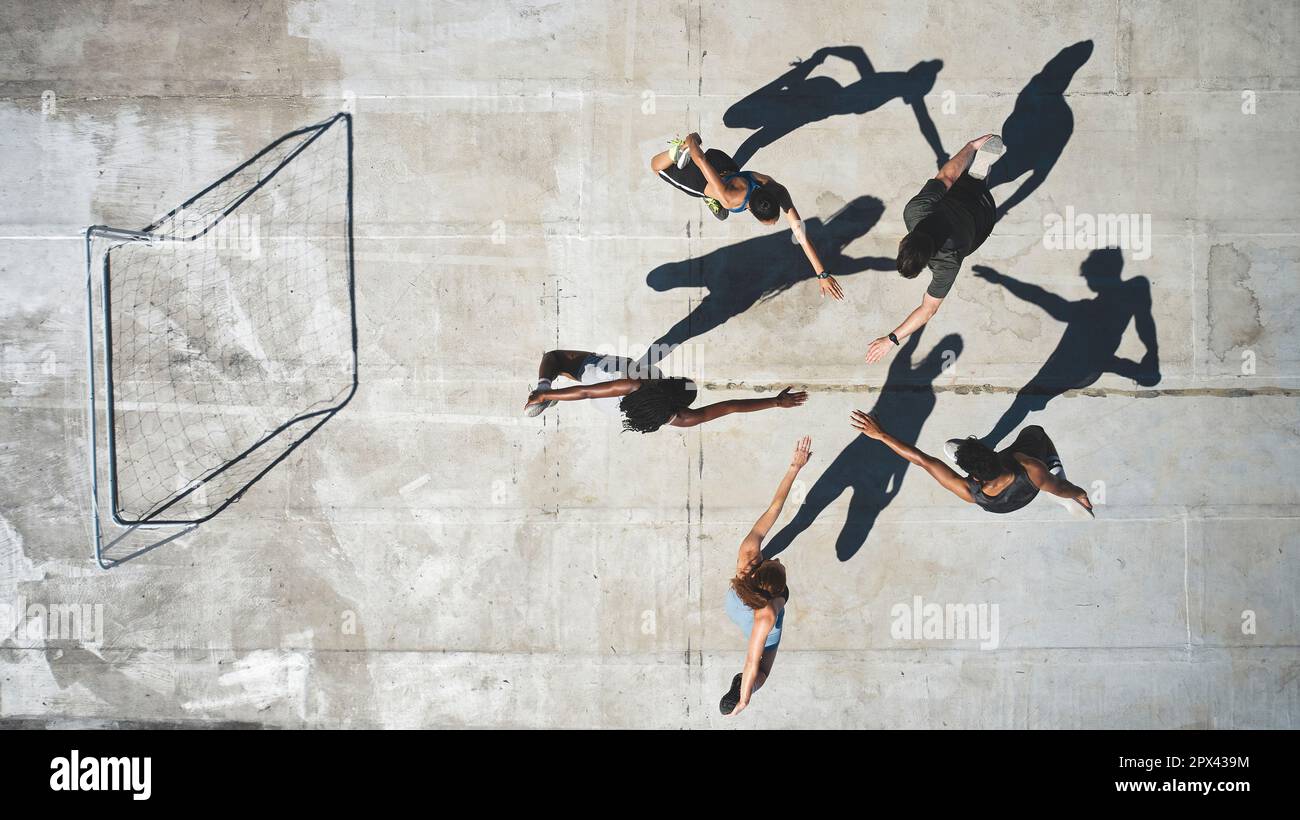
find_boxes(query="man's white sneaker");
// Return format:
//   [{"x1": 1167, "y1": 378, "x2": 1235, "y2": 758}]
[{"x1": 968, "y1": 135, "x2": 1005, "y2": 181}]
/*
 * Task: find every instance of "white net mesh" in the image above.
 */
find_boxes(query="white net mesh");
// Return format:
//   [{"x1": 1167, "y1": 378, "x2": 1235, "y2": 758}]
[{"x1": 99, "y1": 114, "x2": 355, "y2": 525}]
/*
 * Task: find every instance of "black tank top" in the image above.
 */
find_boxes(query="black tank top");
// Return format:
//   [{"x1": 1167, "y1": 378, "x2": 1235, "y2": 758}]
[{"x1": 968, "y1": 454, "x2": 1039, "y2": 514}]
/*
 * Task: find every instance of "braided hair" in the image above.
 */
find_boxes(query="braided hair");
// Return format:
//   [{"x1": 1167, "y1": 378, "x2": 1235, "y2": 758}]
[
  {"x1": 619, "y1": 377, "x2": 697, "y2": 434},
  {"x1": 954, "y1": 438, "x2": 1005, "y2": 482}
]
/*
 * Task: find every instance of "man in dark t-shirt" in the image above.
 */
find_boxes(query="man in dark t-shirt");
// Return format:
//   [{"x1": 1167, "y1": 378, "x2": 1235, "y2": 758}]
[{"x1": 865, "y1": 134, "x2": 1001, "y2": 364}]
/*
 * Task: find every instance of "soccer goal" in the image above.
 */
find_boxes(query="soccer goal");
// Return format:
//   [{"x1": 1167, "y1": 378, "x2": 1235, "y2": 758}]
[{"x1": 84, "y1": 112, "x2": 357, "y2": 568}]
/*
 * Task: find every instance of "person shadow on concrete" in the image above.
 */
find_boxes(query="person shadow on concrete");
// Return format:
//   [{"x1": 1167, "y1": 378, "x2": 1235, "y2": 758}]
[
  {"x1": 643, "y1": 195, "x2": 894, "y2": 360},
  {"x1": 976, "y1": 247, "x2": 1160, "y2": 447},
  {"x1": 762, "y1": 329, "x2": 963, "y2": 563},
  {"x1": 986, "y1": 39, "x2": 1094, "y2": 221},
  {"x1": 724, "y1": 46, "x2": 947, "y2": 168}
]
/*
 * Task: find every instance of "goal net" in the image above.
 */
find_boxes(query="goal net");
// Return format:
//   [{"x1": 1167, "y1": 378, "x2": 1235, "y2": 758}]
[{"x1": 85, "y1": 112, "x2": 357, "y2": 566}]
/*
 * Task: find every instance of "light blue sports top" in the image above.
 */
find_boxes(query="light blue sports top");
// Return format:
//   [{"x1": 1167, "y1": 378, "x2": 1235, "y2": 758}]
[{"x1": 725, "y1": 586, "x2": 785, "y2": 648}]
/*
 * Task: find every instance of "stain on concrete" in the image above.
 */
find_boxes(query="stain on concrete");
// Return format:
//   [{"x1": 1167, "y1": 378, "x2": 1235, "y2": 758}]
[{"x1": 1205, "y1": 243, "x2": 1263, "y2": 361}]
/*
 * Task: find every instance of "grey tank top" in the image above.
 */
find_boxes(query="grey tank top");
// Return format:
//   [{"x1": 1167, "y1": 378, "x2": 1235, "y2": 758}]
[{"x1": 968, "y1": 455, "x2": 1039, "y2": 514}]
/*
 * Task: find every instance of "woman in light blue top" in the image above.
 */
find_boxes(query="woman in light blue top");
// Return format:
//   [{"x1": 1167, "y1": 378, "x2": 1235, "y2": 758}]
[{"x1": 721, "y1": 436, "x2": 812, "y2": 716}]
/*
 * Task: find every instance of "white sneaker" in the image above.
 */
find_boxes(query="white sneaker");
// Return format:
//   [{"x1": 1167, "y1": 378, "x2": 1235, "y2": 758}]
[
  {"x1": 668, "y1": 137, "x2": 692, "y2": 169},
  {"x1": 1045, "y1": 464, "x2": 1094, "y2": 518},
  {"x1": 943, "y1": 438, "x2": 969, "y2": 467},
  {"x1": 1063, "y1": 497, "x2": 1096, "y2": 520},
  {"x1": 525, "y1": 384, "x2": 556, "y2": 417},
  {"x1": 1046, "y1": 484, "x2": 1096, "y2": 518},
  {"x1": 968, "y1": 135, "x2": 1004, "y2": 181}
]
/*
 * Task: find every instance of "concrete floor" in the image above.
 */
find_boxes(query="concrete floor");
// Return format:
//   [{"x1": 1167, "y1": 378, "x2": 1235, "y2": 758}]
[{"x1": 1, "y1": 0, "x2": 1298, "y2": 728}]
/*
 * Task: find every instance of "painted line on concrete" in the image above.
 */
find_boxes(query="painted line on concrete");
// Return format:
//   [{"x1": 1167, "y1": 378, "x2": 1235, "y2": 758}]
[
  {"x1": 398, "y1": 474, "x2": 431, "y2": 496},
  {"x1": 1182, "y1": 516, "x2": 1193, "y2": 649},
  {"x1": 220, "y1": 509, "x2": 1300, "y2": 526},
  {"x1": 7, "y1": 89, "x2": 1300, "y2": 102},
  {"x1": 699, "y1": 382, "x2": 1300, "y2": 399}
]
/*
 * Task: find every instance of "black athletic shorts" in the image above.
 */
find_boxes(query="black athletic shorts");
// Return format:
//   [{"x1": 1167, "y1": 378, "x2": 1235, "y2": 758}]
[
  {"x1": 1005, "y1": 425, "x2": 1061, "y2": 470},
  {"x1": 658, "y1": 148, "x2": 739, "y2": 198}
]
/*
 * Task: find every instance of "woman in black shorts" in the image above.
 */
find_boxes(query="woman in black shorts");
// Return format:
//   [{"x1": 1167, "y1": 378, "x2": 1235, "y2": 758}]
[
  {"x1": 848, "y1": 411, "x2": 1094, "y2": 517},
  {"x1": 649, "y1": 132, "x2": 844, "y2": 300},
  {"x1": 524, "y1": 349, "x2": 807, "y2": 433}
]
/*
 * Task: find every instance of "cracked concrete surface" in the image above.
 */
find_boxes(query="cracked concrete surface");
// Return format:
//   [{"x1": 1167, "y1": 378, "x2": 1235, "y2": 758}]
[{"x1": 0, "y1": 0, "x2": 1297, "y2": 728}]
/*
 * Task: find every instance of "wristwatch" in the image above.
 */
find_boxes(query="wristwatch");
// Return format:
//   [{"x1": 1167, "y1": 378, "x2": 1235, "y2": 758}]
[
  {"x1": 888, "y1": 332, "x2": 900, "y2": 345},
  {"x1": 816, "y1": 270, "x2": 830, "y2": 280}
]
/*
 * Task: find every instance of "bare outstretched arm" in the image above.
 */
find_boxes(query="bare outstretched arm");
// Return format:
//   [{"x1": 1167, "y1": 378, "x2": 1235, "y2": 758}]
[
  {"x1": 737, "y1": 437, "x2": 812, "y2": 573},
  {"x1": 866, "y1": 292, "x2": 945, "y2": 364},
  {"x1": 850, "y1": 410, "x2": 974, "y2": 502},
  {"x1": 788, "y1": 203, "x2": 842, "y2": 300},
  {"x1": 747, "y1": 174, "x2": 841, "y2": 300},
  {"x1": 1019, "y1": 455, "x2": 1093, "y2": 511},
  {"x1": 670, "y1": 387, "x2": 807, "y2": 428}
]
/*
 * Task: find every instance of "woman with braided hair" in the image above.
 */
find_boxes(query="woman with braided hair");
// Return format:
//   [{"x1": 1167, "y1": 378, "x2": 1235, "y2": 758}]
[
  {"x1": 719, "y1": 436, "x2": 812, "y2": 716},
  {"x1": 524, "y1": 349, "x2": 807, "y2": 433},
  {"x1": 848, "y1": 411, "x2": 1094, "y2": 518}
]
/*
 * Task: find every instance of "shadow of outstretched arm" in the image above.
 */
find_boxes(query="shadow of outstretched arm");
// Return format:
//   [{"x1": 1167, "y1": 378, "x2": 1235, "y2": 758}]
[
  {"x1": 995, "y1": 167, "x2": 1051, "y2": 221},
  {"x1": 909, "y1": 96, "x2": 949, "y2": 167},
  {"x1": 724, "y1": 48, "x2": 833, "y2": 126},
  {"x1": 973, "y1": 265, "x2": 1076, "y2": 322},
  {"x1": 646, "y1": 260, "x2": 694, "y2": 292},
  {"x1": 820, "y1": 45, "x2": 874, "y2": 77},
  {"x1": 839, "y1": 254, "x2": 897, "y2": 275},
  {"x1": 762, "y1": 500, "x2": 818, "y2": 559}
]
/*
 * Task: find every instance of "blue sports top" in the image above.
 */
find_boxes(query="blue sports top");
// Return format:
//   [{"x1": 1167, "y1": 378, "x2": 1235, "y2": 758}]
[
  {"x1": 720, "y1": 171, "x2": 760, "y2": 213},
  {"x1": 725, "y1": 586, "x2": 786, "y2": 648}
]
